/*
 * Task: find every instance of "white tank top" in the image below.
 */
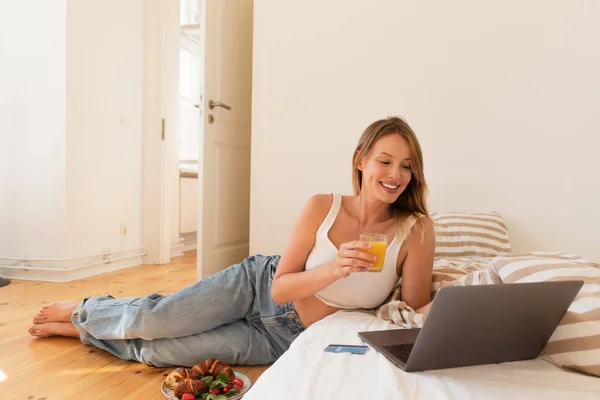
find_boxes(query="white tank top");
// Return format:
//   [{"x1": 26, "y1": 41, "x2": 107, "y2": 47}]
[{"x1": 304, "y1": 193, "x2": 417, "y2": 309}]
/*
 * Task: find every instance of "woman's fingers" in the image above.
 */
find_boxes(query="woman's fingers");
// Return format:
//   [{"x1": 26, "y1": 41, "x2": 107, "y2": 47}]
[
  {"x1": 342, "y1": 249, "x2": 377, "y2": 263},
  {"x1": 339, "y1": 257, "x2": 372, "y2": 270},
  {"x1": 342, "y1": 241, "x2": 372, "y2": 252},
  {"x1": 335, "y1": 240, "x2": 378, "y2": 275}
]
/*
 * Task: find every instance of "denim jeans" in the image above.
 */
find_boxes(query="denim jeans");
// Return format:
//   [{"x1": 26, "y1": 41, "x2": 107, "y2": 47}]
[{"x1": 71, "y1": 254, "x2": 306, "y2": 367}]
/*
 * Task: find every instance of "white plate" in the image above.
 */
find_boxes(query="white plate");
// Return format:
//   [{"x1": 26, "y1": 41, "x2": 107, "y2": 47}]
[{"x1": 161, "y1": 370, "x2": 252, "y2": 400}]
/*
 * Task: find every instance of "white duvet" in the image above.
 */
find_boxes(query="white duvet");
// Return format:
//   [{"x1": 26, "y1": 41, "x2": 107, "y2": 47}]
[{"x1": 244, "y1": 310, "x2": 600, "y2": 400}]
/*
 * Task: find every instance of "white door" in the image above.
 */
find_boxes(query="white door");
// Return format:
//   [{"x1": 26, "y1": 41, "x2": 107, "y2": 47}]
[{"x1": 197, "y1": 0, "x2": 253, "y2": 278}]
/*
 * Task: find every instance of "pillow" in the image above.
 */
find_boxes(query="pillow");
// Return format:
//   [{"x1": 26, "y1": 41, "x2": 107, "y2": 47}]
[
  {"x1": 492, "y1": 252, "x2": 600, "y2": 377},
  {"x1": 430, "y1": 212, "x2": 511, "y2": 259}
]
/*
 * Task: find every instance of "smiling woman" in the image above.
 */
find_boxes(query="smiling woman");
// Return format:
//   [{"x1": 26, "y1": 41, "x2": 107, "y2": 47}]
[
  {"x1": 351, "y1": 117, "x2": 428, "y2": 232},
  {"x1": 26, "y1": 116, "x2": 434, "y2": 378}
]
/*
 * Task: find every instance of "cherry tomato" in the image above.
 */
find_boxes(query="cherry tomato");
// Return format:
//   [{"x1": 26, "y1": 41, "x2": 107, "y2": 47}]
[
  {"x1": 209, "y1": 388, "x2": 220, "y2": 395},
  {"x1": 233, "y1": 378, "x2": 244, "y2": 388},
  {"x1": 222, "y1": 384, "x2": 232, "y2": 393},
  {"x1": 181, "y1": 394, "x2": 195, "y2": 400},
  {"x1": 233, "y1": 384, "x2": 242, "y2": 392}
]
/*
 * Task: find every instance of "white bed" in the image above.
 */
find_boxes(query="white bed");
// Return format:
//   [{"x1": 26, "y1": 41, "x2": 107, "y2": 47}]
[
  {"x1": 244, "y1": 213, "x2": 600, "y2": 399},
  {"x1": 244, "y1": 310, "x2": 600, "y2": 400}
]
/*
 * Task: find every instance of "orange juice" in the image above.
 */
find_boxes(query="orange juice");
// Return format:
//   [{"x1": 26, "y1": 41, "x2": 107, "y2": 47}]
[
  {"x1": 364, "y1": 241, "x2": 388, "y2": 272},
  {"x1": 359, "y1": 233, "x2": 388, "y2": 272}
]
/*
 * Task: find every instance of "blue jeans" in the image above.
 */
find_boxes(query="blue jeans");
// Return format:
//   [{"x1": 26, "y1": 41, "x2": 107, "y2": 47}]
[{"x1": 71, "y1": 254, "x2": 306, "y2": 367}]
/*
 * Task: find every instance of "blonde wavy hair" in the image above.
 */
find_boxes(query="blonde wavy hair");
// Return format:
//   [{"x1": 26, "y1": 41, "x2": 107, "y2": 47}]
[{"x1": 352, "y1": 116, "x2": 429, "y2": 237}]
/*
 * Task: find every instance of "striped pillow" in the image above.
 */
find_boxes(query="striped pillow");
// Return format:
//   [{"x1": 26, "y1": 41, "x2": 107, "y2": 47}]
[
  {"x1": 492, "y1": 253, "x2": 600, "y2": 377},
  {"x1": 431, "y1": 212, "x2": 511, "y2": 259}
]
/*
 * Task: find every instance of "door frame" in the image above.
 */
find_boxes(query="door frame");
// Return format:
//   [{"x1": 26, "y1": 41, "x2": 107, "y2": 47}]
[{"x1": 141, "y1": 0, "x2": 181, "y2": 266}]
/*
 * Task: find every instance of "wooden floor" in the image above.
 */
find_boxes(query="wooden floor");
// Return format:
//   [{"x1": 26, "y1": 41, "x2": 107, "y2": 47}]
[{"x1": 0, "y1": 251, "x2": 270, "y2": 399}]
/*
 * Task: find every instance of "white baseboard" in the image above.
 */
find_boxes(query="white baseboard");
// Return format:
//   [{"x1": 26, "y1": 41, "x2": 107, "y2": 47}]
[
  {"x1": 171, "y1": 239, "x2": 185, "y2": 258},
  {"x1": 171, "y1": 234, "x2": 197, "y2": 257},
  {"x1": 181, "y1": 238, "x2": 197, "y2": 253},
  {"x1": 0, "y1": 255, "x2": 144, "y2": 283},
  {"x1": 0, "y1": 247, "x2": 146, "y2": 283}
]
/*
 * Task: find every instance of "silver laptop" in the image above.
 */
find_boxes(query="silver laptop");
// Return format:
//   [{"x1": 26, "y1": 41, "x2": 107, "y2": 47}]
[{"x1": 358, "y1": 280, "x2": 583, "y2": 372}]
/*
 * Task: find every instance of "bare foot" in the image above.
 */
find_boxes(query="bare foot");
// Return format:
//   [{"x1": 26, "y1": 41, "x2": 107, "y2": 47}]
[
  {"x1": 28, "y1": 322, "x2": 79, "y2": 338},
  {"x1": 32, "y1": 301, "x2": 79, "y2": 324}
]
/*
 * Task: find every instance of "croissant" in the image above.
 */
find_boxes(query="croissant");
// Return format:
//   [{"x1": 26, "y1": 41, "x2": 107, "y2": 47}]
[
  {"x1": 174, "y1": 378, "x2": 209, "y2": 398},
  {"x1": 165, "y1": 367, "x2": 195, "y2": 390},
  {"x1": 192, "y1": 358, "x2": 235, "y2": 381}
]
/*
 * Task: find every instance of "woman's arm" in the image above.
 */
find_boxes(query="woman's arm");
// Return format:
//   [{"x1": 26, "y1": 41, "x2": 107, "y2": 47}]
[
  {"x1": 398, "y1": 217, "x2": 436, "y2": 310},
  {"x1": 271, "y1": 194, "x2": 374, "y2": 305}
]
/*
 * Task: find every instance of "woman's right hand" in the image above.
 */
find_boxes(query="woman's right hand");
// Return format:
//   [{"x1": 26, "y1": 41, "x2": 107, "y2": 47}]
[{"x1": 331, "y1": 241, "x2": 377, "y2": 278}]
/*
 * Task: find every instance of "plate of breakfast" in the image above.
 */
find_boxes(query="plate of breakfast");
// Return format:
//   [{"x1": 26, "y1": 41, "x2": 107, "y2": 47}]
[{"x1": 161, "y1": 358, "x2": 252, "y2": 400}]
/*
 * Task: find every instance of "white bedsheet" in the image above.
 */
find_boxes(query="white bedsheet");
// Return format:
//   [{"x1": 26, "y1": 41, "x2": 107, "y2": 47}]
[{"x1": 244, "y1": 310, "x2": 600, "y2": 400}]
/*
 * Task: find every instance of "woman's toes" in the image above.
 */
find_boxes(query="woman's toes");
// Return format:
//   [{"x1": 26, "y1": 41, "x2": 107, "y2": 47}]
[
  {"x1": 31, "y1": 306, "x2": 50, "y2": 323},
  {"x1": 28, "y1": 322, "x2": 79, "y2": 338},
  {"x1": 36, "y1": 306, "x2": 48, "y2": 315},
  {"x1": 30, "y1": 330, "x2": 51, "y2": 338},
  {"x1": 42, "y1": 301, "x2": 79, "y2": 323},
  {"x1": 33, "y1": 315, "x2": 47, "y2": 324},
  {"x1": 28, "y1": 325, "x2": 41, "y2": 335}
]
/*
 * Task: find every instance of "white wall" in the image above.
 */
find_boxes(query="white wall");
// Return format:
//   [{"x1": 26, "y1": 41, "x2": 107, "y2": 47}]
[
  {"x1": 0, "y1": 0, "x2": 144, "y2": 267},
  {"x1": 0, "y1": 0, "x2": 68, "y2": 258},
  {"x1": 251, "y1": 0, "x2": 600, "y2": 260},
  {"x1": 66, "y1": 0, "x2": 143, "y2": 256}
]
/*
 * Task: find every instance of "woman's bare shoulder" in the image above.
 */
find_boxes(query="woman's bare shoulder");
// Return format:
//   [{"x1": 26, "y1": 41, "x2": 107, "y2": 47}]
[
  {"x1": 412, "y1": 215, "x2": 434, "y2": 234},
  {"x1": 301, "y1": 193, "x2": 334, "y2": 224},
  {"x1": 396, "y1": 215, "x2": 435, "y2": 273},
  {"x1": 305, "y1": 193, "x2": 333, "y2": 208}
]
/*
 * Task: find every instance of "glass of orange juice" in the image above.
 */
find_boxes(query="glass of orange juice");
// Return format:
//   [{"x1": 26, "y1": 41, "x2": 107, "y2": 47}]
[{"x1": 359, "y1": 233, "x2": 388, "y2": 272}]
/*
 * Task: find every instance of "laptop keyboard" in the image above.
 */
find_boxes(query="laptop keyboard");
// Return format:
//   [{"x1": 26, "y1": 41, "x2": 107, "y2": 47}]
[{"x1": 383, "y1": 343, "x2": 414, "y2": 363}]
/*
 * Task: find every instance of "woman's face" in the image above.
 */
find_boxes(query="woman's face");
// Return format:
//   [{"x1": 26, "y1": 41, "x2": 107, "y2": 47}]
[{"x1": 358, "y1": 134, "x2": 412, "y2": 204}]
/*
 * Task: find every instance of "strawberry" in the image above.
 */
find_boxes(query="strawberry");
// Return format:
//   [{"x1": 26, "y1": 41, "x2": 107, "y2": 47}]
[{"x1": 232, "y1": 378, "x2": 244, "y2": 388}]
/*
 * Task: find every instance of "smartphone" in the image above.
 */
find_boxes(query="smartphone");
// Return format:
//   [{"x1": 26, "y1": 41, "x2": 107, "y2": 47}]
[{"x1": 324, "y1": 344, "x2": 369, "y2": 354}]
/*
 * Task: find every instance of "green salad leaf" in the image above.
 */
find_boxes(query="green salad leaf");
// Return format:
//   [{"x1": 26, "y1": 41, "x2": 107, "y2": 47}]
[
  {"x1": 192, "y1": 373, "x2": 238, "y2": 400},
  {"x1": 216, "y1": 373, "x2": 229, "y2": 382}
]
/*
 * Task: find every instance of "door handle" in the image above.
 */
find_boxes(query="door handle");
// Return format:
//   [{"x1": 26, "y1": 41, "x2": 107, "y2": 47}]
[{"x1": 208, "y1": 100, "x2": 232, "y2": 110}]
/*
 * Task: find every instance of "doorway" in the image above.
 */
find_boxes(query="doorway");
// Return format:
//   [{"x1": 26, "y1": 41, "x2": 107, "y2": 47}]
[
  {"x1": 173, "y1": 0, "x2": 204, "y2": 257},
  {"x1": 141, "y1": 0, "x2": 254, "y2": 280}
]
